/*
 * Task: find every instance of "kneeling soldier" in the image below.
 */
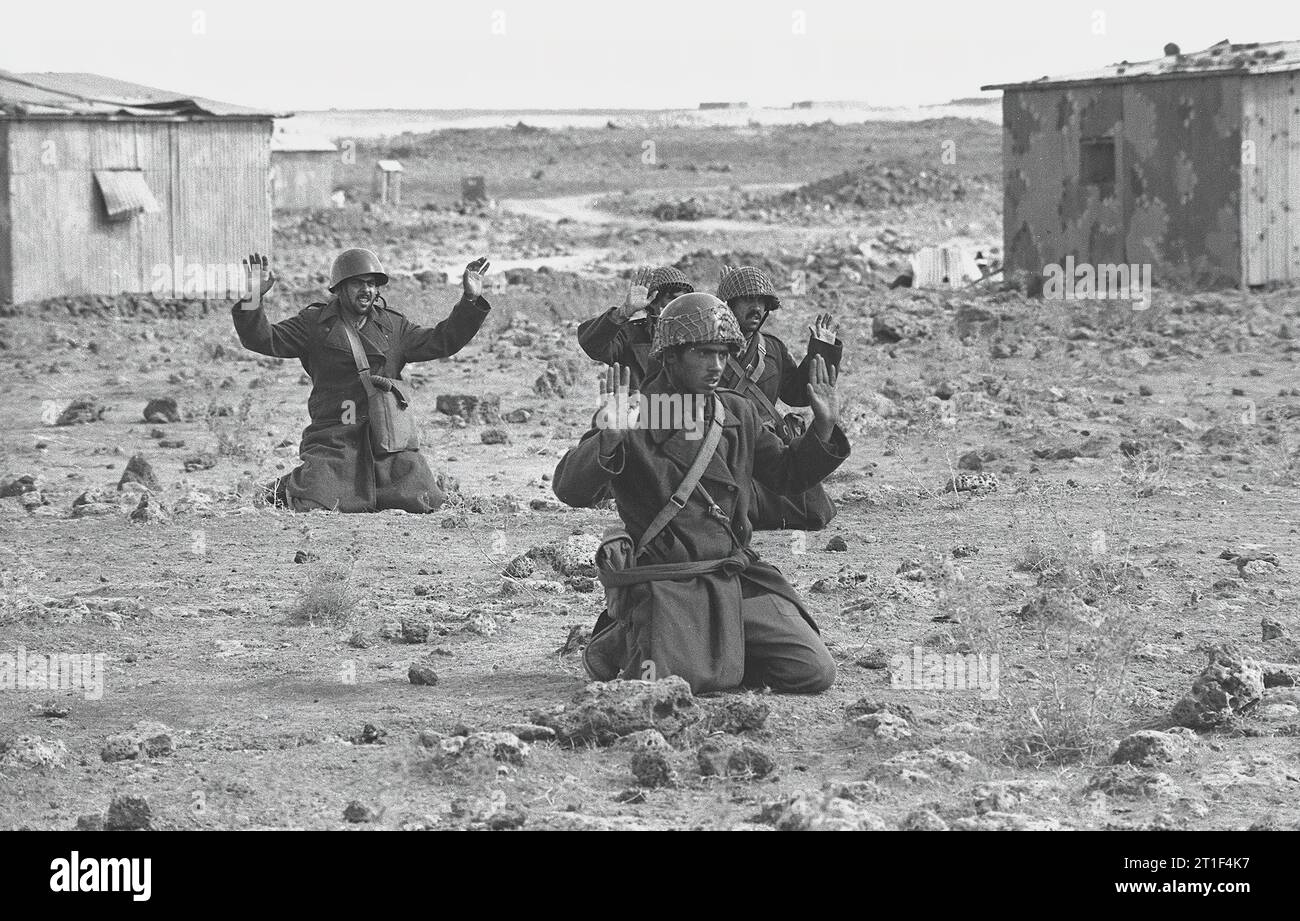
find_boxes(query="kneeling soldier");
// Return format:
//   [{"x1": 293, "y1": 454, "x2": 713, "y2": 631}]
[
  {"x1": 232, "y1": 248, "x2": 491, "y2": 513},
  {"x1": 552, "y1": 293, "x2": 849, "y2": 694},
  {"x1": 576, "y1": 265, "x2": 693, "y2": 390},
  {"x1": 717, "y1": 265, "x2": 843, "y2": 530}
]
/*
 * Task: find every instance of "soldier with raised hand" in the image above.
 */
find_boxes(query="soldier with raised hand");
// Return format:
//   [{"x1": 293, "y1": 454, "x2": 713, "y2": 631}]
[
  {"x1": 553, "y1": 293, "x2": 850, "y2": 694},
  {"x1": 232, "y1": 248, "x2": 492, "y2": 513},
  {"x1": 716, "y1": 264, "x2": 844, "y2": 530},
  {"x1": 577, "y1": 265, "x2": 694, "y2": 389}
]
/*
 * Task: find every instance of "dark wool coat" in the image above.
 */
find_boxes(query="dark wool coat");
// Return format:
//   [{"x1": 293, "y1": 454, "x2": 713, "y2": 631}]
[
  {"x1": 552, "y1": 374, "x2": 850, "y2": 629},
  {"x1": 576, "y1": 307, "x2": 661, "y2": 389},
  {"x1": 721, "y1": 330, "x2": 844, "y2": 410},
  {"x1": 232, "y1": 293, "x2": 490, "y2": 512}
]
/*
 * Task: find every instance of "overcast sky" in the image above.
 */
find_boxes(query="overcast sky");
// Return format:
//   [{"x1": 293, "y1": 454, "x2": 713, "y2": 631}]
[{"x1": 2, "y1": 1, "x2": 1296, "y2": 111}]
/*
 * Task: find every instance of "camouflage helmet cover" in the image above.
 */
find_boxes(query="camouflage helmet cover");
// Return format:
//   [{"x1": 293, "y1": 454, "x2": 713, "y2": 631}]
[
  {"x1": 716, "y1": 265, "x2": 781, "y2": 310},
  {"x1": 646, "y1": 266, "x2": 693, "y2": 298},
  {"x1": 650, "y1": 292, "x2": 745, "y2": 357}
]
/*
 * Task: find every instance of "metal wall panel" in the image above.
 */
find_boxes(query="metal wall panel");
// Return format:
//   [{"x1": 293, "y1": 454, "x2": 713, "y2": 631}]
[
  {"x1": 3, "y1": 117, "x2": 271, "y2": 301},
  {"x1": 1241, "y1": 72, "x2": 1299, "y2": 284}
]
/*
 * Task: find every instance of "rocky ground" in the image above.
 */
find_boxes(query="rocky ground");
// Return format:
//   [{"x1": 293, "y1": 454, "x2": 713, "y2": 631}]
[{"x1": 1, "y1": 120, "x2": 1299, "y2": 831}]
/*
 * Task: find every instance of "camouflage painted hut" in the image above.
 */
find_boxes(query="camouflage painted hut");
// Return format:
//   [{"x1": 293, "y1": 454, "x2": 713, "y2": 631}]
[{"x1": 983, "y1": 39, "x2": 1300, "y2": 288}]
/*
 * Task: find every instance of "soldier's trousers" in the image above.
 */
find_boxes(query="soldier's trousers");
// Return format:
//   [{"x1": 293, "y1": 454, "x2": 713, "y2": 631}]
[{"x1": 739, "y1": 590, "x2": 836, "y2": 694}]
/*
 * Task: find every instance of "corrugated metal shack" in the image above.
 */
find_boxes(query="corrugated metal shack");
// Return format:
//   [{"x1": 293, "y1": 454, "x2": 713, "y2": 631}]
[
  {"x1": 0, "y1": 70, "x2": 277, "y2": 303},
  {"x1": 271, "y1": 123, "x2": 337, "y2": 211},
  {"x1": 983, "y1": 39, "x2": 1300, "y2": 288}
]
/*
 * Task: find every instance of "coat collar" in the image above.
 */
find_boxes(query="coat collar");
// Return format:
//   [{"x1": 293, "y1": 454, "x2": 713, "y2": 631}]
[{"x1": 318, "y1": 296, "x2": 396, "y2": 357}]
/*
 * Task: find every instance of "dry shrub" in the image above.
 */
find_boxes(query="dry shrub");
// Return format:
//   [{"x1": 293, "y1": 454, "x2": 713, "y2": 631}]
[{"x1": 287, "y1": 559, "x2": 359, "y2": 627}]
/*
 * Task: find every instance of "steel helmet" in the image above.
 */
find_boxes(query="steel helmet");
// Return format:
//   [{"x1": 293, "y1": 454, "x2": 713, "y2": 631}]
[
  {"x1": 649, "y1": 293, "x2": 745, "y2": 358},
  {"x1": 329, "y1": 248, "x2": 389, "y2": 291},
  {"x1": 717, "y1": 265, "x2": 781, "y2": 310}
]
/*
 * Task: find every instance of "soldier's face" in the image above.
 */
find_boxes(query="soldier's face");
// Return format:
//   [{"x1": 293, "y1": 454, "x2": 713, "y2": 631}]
[
  {"x1": 729, "y1": 296, "x2": 769, "y2": 336},
  {"x1": 648, "y1": 287, "x2": 690, "y2": 318},
  {"x1": 667, "y1": 344, "x2": 731, "y2": 393},
  {"x1": 339, "y1": 275, "x2": 382, "y2": 315}
]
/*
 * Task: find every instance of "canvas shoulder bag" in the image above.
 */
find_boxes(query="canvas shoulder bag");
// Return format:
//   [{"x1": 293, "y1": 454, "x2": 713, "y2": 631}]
[{"x1": 339, "y1": 320, "x2": 419, "y2": 454}]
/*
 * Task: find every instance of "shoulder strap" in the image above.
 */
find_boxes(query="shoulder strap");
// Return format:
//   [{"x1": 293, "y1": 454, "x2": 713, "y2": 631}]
[
  {"x1": 726, "y1": 356, "x2": 786, "y2": 435},
  {"x1": 634, "y1": 396, "x2": 726, "y2": 558},
  {"x1": 339, "y1": 320, "x2": 378, "y2": 398}
]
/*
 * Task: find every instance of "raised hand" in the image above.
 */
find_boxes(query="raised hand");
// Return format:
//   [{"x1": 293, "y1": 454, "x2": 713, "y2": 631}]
[
  {"x1": 594, "y1": 362, "x2": 640, "y2": 437},
  {"x1": 463, "y1": 256, "x2": 491, "y2": 301},
  {"x1": 617, "y1": 265, "x2": 653, "y2": 321},
  {"x1": 241, "y1": 252, "x2": 277, "y2": 309},
  {"x1": 809, "y1": 312, "x2": 838, "y2": 345},
  {"x1": 806, "y1": 354, "x2": 840, "y2": 441}
]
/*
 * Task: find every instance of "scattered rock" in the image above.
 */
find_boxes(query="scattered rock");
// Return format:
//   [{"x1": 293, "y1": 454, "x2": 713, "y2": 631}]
[
  {"x1": 614, "y1": 729, "x2": 671, "y2": 752},
  {"x1": 480, "y1": 428, "x2": 509, "y2": 445},
  {"x1": 855, "y1": 647, "x2": 890, "y2": 669},
  {"x1": 100, "y1": 721, "x2": 174, "y2": 762},
  {"x1": 503, "y1": 555, "x2": 535, "y2": 578},
  {"x1": 74, "y1": 813, "x2": 104, "y2": 831},
  {"x1": 765, "y1": 791, "x2": 890, "y2": 831},
  {"x1": 825, "y1": 536, "x2": 848, "y2": 552},
  {"x1": 1111, "y1": 730, "x2": 1194, "y2": 767},
  {"x1": 408, "y1": 663, "x2": 440, "y2": 686},
  {"x1": 702, "y1": 694, "x2": 770, "y2": 733},
  {"x1": 1086, "y1": 765, "x2": 1179, "y2": 798},
  {"x1": 696, "y1": 739, "x2": 776, "y2": 779},
  {"x1": 0, "y1": 474, "x2": 38, "y2": 498},
  {"x1": 56, "y1": 398, "x2": 107, "y2": 426},
  {"x1": 71, "y1": 488, "x2": 123, "y2": 517},
  {"x1": 426, "y1": 731, "x2": 530, "y2": 768},
  {"x1": 503, "y1": 408, "x2": 533, "y2": 423},
  {"x1": 872, "y1": 748, "x2": 978, "y2": 783},
  {"x1": 436, "y1": 394, "x2": 501, "y2": 423},
  {"x1": 631, "y1": 749, "x2": 679, "y2": 788},
  {"x1": 294, "y1": 549, "x2": 318, "y2": 564},
  {"x1": 347, "y1": 631, "x2": 371, "y2": 649},
  {"x1": 105, "y1": 795, "x2": 151, "y2": 830},
  {"x1": 502, "y1": 723, "x2": 556, "y2": 743},
  {"x1": 182, "y1": 452, "x2": 218, "y2": 473},
  {"x1": 850, "y1": 710, "x2": 913, "y2": 740},
  {"x1": 950, "y1": 811, "x2": 1067, "y2": 831},
  {"x1": 903, "y1": 808, "x2": 949, "y2": 831},
  {"x1": 1169, "y1": 644, "x2": 1264, "y2": 729},
  {"x1": 128, "y1": 493, "x2": 168, "y2": 523},
  {"x1": 471, "y1": 801, "x2": 527, "y2": 831},
  {"x1": 343, "y1": 800, "x2": 376, "y2": 823},
  {"x1": 532, "y1": 676, "x2": 702, "y2": 746},
  {"x1": 350, "y1": 723, "x2": 387, "y2": 745},
  {"x1": 1262, "y1": 617, "x2": 1286, "y2": 641},
  {"x1": 0, "y1": 735, "x2": 68, "y2": 770},
  {"x1": 400, "y1": 617, "x2": 432, "y2": 644},
  {"x1": 142, "y1": 397, "x2": 181, "y2": 423}
]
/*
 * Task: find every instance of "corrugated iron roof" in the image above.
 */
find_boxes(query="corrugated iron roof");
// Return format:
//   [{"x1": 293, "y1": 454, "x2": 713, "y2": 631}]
[
  {"x1": 0, "y1": 69, "x2": 280, "y2": 118},
  {"x1": 271, "y1": 122, "x2": 337, "y2": 153},
  {"x1": 982, "y1": 39, "x2": 1300, "y2": 91},
  {"x1": 93, "y1": 170, "x2": 162, "y2": 220}
]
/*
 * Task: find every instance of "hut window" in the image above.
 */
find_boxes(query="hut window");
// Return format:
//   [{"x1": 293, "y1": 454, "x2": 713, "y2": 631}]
[
  {"x1": 1081, "y1": 138, "x2": 1116, "y2": 186},
  {"x1": 93, "y1": 170, "x2": 161, "y2": 222}
]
